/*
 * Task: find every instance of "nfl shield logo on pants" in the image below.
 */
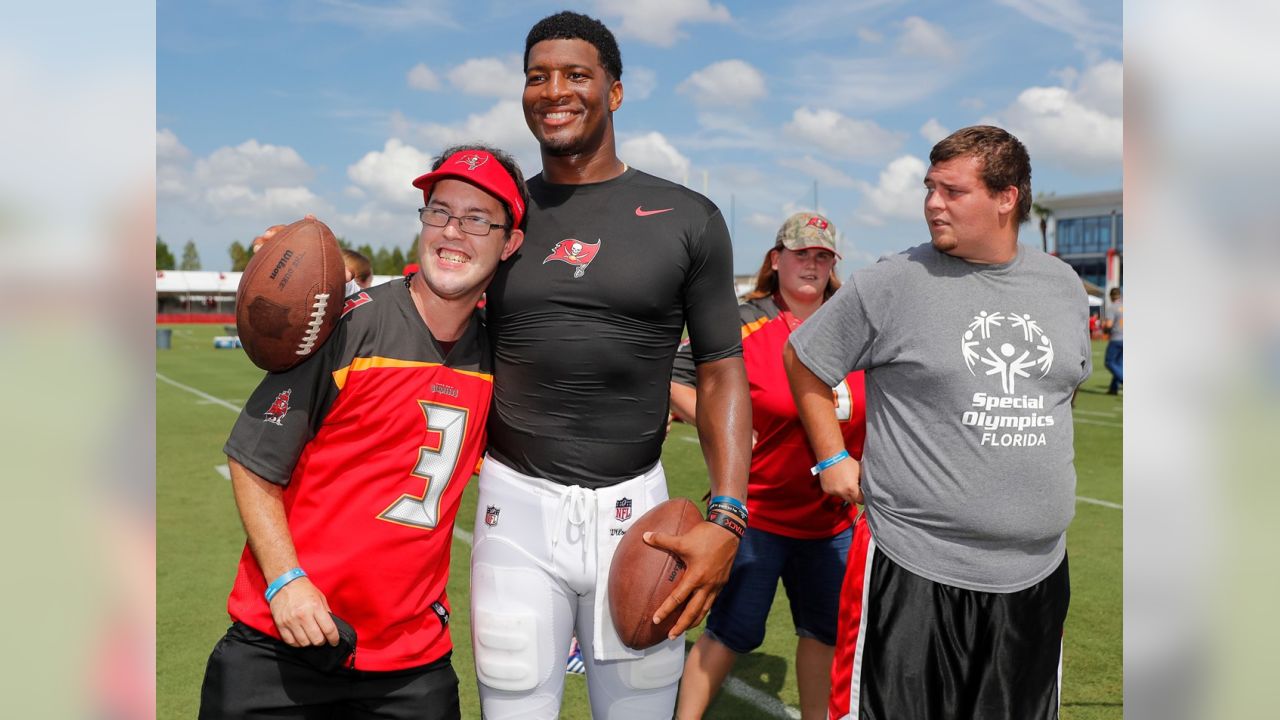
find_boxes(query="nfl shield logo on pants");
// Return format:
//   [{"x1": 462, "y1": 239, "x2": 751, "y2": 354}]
[
  {"x1": 484, "y1": 505, "x2": 501, "y2": 527},
  {"x1": 615, "y1": 498, "x2": 632, "y2": 522}
]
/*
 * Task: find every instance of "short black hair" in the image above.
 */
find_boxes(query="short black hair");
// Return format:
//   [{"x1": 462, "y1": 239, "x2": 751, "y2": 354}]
[
  {"x1": 430, "y1": 143, "x2": 529, "y2": 231},
  {"x1": 524, "y1": 11, "x2": 622, "y2": 81}
]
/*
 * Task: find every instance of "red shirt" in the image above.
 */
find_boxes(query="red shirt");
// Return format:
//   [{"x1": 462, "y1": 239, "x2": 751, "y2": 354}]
[
  {"x1": 674, "y1": 295, "x2": 865, "y2": 538},
  {"x1": 224, "y1": 280, "x2": 490, "y2": 670}
]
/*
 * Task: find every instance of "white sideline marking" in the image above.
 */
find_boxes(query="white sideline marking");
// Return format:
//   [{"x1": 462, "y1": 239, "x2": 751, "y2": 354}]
[
  {"x1": 156, "y1": 373, "x2": 241, "y2": 413},
  {"x1": 215, "y1": 464, "x2": 231, "y2": 481},
  {"x1": 723, "y1": 677, "x2": 801, "y2": 719},
  {"x1": 1074, "y1": 409, "x2": 1121, "y2": 418},
  {"x1": 449, "y1": 526, "x2": 799, "y2": 719},
  {"x1": 1077, "y1": 495, "x2": 1123, "y2": 510},
  {"x1": 1074, "y1": 417, "x2": 1122, "y2": 428}
]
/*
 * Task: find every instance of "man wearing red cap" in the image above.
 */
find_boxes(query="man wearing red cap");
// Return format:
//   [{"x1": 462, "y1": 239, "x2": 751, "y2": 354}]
[
  {"x1": 468, "y1": 11, "x2": 750, "y2": 720},
  {"x1": 199, "y1": 144, "x2": 526, "y2": 720}
]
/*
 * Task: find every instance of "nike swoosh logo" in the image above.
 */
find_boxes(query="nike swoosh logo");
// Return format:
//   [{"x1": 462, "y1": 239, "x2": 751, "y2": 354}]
[{"x1": 635, "y1": 206, "x2": 674, "y2": 217}]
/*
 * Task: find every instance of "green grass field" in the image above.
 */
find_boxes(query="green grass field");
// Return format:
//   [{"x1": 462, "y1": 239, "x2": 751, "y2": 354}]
[{"x1": 157, "y1": 324, "x2": 1121, "y2": 718}]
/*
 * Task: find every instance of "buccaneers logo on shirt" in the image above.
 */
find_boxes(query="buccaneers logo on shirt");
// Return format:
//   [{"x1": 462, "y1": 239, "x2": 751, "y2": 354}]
[
  {"x1": 263, "y1": 389, "x2": 292, "y2": 426},
  {"x1": 543, "y1": 238, "x2": 601, "y2": 278}
]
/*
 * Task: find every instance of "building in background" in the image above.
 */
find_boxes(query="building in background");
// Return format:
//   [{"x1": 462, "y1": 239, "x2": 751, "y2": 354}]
[{"x1": 1039, "y1": 190, "x2": 1123, "y2": 292}]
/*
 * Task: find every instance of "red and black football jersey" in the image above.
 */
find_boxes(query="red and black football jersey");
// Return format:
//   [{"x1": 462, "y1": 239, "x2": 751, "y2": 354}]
[
  {"x1": 673, "y1": 295, "x2": 865, "y2": 538},
  {"x1": 223, "y1": 279, "x2": 491, "y2": 671}
]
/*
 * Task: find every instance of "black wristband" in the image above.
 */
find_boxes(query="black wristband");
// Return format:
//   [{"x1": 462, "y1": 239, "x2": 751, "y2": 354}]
[{"x1": 706, "y1": 510, "x2": 746, "y2": 539}]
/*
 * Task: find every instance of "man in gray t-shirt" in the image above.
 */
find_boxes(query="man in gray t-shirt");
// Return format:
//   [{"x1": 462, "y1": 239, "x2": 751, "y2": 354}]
[
  {"x1": 1104, "y1": 286, "x2": 1124, "y2": 393},
  {"x1": 785, "y1": 126, "x2": 1091, "y2": 720}
]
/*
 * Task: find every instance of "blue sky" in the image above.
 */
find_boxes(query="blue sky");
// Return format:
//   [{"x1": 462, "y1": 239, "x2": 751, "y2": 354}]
[{"x1": 158, "y1": 0, "x2": 1122, "y2": 274}]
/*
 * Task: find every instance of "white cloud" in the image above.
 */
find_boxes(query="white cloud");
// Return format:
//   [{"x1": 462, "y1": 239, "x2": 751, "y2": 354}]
[
  {"x1": 858, "y1": 155, "x2": 927, "y2": 222},
  {"x1": 625, "y1": 66, "x2": 658, "y2": 101},
  {"x1": 307, "y1": 0, "x2": 456, "y2": 31},
  {"x1": 993, "y1": 0, "x2": 1120, "y2": 59},
  {"x1": 346, "y1": 138, "x2": 434, "y2": 209},
  {"x1": 778, "y1": 155, "x2": 857, "y2": 189},
  {"x1": 920, "y1": 118, "x2": 949, "y2": 144},
  {"x1": 619, "y1": 132, "x2": 691, "y2": 185},
  {"x1": 407, "y1": 63, "x2": 441, "y2": 91},
  {"x1": 446, "y1": 56, "x2": 524, "y2": 98},
  {"x1": 593, "y1": 0, "x2": 731, "y2": 47},
  {"x1": 677, "y1": 60, "x2": 766, "y2": 107},
  {"x1": 158, "y1": 135, "x2": 329, "y2": 223},
  {"x1": 857, "y1": 27, "x2": 884, "y2": 43},
  {"x1": 391, "y1": 101, "x2": 539, "y2": 168},
  {"x1": 202, "y1": 185, "x2": 324, "y2": 219},
  {"x1": 993, "y1": 61, "x2": 1123, "y2": 174},
  {"x1": 784, "y1": 107, "x2": 905, "y2": 162},
  {"x1": 793, "y1": 55, "x2": 947, "y2": 113},
  {"x1": 897, "y1": 16, "x2": 958, "y2": 61},
  {"x1": 157, "y1": 128, "x2": 189, "y2": 162},
  {"x1": 1074, "y1": 59, "x2": 1122, "y2": 117},
  {"x1": 194, "y1": 139, "x2": 314, "y2": 188},
  {"x1": 747, "y1": 212, "x2": 779, "y2": 232},
  {"x1": 157, "y1": 128, "x2": 191, "y2": 198}
]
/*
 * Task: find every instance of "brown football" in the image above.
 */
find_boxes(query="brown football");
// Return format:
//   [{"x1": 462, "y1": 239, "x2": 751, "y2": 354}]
[
  {"x1": 608, "y1": 497, "x2": 703, "y2": 650},
  {"x1": 235, "y1": 218, "x2": 346, "y2": 372}
]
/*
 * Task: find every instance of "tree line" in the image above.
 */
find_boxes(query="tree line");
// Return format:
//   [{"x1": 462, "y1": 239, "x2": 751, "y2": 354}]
[{"x1": 157, "y1": 234, "x2": 421, "y2": 275}]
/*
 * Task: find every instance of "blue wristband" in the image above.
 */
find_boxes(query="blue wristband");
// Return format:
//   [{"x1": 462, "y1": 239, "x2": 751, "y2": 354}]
[
  {"x1": 264, "y1": 567, "x2": 307, "y2": 603},
  {"x1": 708, "y1": 495, "x2": 746, "y2": 515},
  {"x1": 810, "y1": 450, "x2": 851, "y2": 476}
]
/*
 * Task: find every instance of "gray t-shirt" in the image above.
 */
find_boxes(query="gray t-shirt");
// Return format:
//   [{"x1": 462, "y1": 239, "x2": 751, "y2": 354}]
[
  {"x1": 1105, "y1": 301, "x2": 1123, "y2": 342},
  {"x1": 790, "y1": 243, "x2": 1092, "y2": 592}
]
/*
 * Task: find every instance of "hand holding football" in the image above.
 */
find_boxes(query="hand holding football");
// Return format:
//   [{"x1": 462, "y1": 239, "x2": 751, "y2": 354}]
[{"x1": 607, "y1": 497, "x2": 703, "y2": 650}]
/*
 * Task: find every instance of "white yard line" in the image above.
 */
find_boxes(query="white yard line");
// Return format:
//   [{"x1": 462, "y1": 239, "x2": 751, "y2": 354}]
[
  {"x1": 1077, "y1": 495, "x2": 1123, "y2": 510},
  {"x1": 1074, "y1": 417, "x2": 1122, "y2": 428},
  {"x1": 156, "y1": 373, "x2": 241, "y2": 413},
  {"x1": 723, "y1": 677, "x2": 802, "y2": 719},
  {"x1": 214, "y1": 464, "x2": 231, "y2": 481},
  {"x1": 1073, "y1": 409, "x2": 1122, "y2": 418}
]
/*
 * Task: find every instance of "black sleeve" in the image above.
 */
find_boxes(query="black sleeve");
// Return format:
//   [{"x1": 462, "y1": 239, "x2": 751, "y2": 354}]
[
  {"x1": 221, "y1": 321, "x2": 349, "y2": 485},
  {"x1": 682, "y1": 209, "x2": 743, "y2": 364}
]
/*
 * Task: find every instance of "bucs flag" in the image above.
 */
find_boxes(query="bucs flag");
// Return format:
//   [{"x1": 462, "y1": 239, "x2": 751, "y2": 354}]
[
  {"x1": 543, "y1": 238, "x2": 602, "y2": 278},
  {"x1": 263, "y1": 389, "x2": 292, "y2": 426}
]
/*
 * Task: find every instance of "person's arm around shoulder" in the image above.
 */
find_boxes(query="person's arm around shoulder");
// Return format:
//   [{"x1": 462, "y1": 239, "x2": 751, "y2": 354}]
[
  {"x1": 230, "y1": 459, "x2": 340, "y2": 647},
  {"x1": 784, "y1": 341, "x2": 862, "y2": 505},
  {"x1": 646, "y1": 355, "x2": 750, "y2": 638},
  {"x1": 668, "y1": 381, "x2": 697, "y2": 424}
]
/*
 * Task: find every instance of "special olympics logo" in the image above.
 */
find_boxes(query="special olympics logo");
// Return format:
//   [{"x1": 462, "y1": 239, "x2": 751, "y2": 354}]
[{"x1": 961, "y1": 311, "x2": 1054, "y2": 394}]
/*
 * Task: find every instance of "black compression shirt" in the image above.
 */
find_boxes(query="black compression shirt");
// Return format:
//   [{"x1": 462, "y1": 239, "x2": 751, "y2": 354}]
[{"x1": 484, "y1": 168, "x2": 742, "y2": 487}]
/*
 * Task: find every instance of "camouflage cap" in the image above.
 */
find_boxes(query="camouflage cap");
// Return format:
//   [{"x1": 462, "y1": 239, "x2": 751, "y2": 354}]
[{"x1": 776, "y1": 212, "x2": 840, "y2": 258}]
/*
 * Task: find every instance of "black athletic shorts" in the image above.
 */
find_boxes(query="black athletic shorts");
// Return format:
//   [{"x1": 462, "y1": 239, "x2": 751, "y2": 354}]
[
  {"x1": 829, "y1": 514, "x2": 1070, "y2": 719},
  {"x1": 199, "y1": 622, "x2": 460, "y2": 720}
]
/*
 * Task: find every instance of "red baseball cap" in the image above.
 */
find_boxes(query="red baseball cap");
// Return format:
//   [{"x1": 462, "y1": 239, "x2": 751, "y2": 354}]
[{"x1": 412, "y1": 150, "x2": 526, "y2": 229}]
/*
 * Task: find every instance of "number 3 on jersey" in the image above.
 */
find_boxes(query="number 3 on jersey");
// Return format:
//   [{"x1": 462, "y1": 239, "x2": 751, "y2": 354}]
[
  {"x1": 833, "y1": 379, "x2": 853, "y2": 422},
  {"x1": 378, "y1": 401, "x2": 468, "y2": 530}
]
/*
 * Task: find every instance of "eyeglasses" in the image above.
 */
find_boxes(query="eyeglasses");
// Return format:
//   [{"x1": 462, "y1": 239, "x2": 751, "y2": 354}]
[{"x1": 419, "y1": 207, "x2": 508, "y2": 236}]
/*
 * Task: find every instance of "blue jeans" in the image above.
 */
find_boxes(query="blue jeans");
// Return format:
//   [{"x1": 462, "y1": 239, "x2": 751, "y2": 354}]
[
  {"x1": 1105, "y1": 340, "x2": 1123, "y2": 392},
  {"x1": 704, "y1": 525, "x2": 851, "y2": 653}
]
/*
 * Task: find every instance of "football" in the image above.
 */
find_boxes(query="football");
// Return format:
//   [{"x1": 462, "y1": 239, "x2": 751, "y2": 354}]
[
  {"x1": 235, "y1": 218, "x2": 346, "y2": 372},
  {"x1": 608, "y1": 497, "x2": 703, "y2": 650}
]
